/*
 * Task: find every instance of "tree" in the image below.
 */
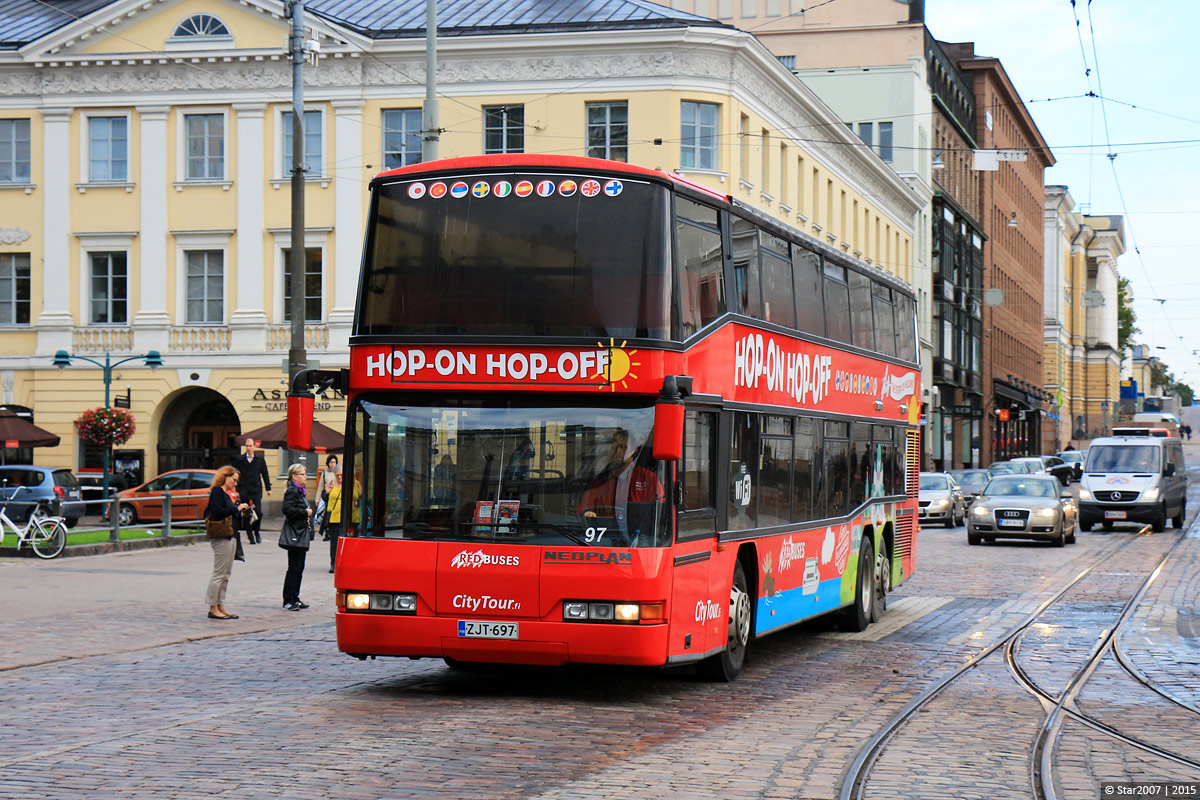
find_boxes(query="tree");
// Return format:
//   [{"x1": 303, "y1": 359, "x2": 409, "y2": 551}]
[
  {"x1": 1171, "y1": 381, "x2": 1194, "y2": 407},
  {"x1": 1116, "y1": 276, "x2": 1139, "y2": 357}
]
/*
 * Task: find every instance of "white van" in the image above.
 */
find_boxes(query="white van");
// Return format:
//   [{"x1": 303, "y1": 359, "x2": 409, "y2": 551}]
[{"x1": 1078, "y1": 435, "x2": 1187, "y2": 532}]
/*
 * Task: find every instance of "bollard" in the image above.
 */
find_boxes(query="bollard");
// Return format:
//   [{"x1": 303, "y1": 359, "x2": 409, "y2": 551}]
[
  {"x1": 109, "y1": 496, "x2": 120, "y2": 543},
  {"x1": 161, "y1": 490, "x2": 172, "y2": 539}
]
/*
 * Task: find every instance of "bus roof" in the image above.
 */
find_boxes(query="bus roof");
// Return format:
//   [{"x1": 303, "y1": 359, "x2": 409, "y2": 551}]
[{"x1": 372, "y1": 154, "x2": 729, "y2": 202}]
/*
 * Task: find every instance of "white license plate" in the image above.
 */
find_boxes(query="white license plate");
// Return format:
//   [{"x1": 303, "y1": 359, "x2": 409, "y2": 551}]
[
  {"x1": 999, "y1": 519, "x2": 1025, "y2": 527},
  {"x1": 1104, "y1": 510, "x2": 1127, "y2": 519},
  {"x1": 458, "y1": 620, "x2": 518, "y2": 640}
]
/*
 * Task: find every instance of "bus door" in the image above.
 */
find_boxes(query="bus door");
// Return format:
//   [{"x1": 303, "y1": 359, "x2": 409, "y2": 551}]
[{"x1": 671, "y1": 409, "x2": 721, "y2": 658}]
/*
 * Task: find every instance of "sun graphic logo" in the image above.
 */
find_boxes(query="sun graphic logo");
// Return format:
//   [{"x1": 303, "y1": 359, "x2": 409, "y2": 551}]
[{"x1": 593, "y1": 338, "x2": 641, "y2": 391}]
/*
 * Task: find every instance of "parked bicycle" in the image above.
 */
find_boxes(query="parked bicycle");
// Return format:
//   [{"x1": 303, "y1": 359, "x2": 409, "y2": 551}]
[{"x1": 0, "y1": 485, "x2": 67, "y2": 559}]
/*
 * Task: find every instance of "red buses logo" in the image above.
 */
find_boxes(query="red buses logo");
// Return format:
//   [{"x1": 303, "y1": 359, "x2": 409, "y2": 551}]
[{"x1": 450, "y1": 550, "x2": 520, "y2": 569}]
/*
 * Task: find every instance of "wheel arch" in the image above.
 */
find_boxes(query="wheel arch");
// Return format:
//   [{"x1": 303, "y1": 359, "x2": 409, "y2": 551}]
[{"x1": 735, "y1": 542, "x2": 759, "y2": 634}]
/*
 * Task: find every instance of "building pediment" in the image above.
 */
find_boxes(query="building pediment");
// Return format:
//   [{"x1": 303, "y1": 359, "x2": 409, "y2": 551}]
[{"x1": 19, "y1": 0, "x2": 367, "y2": 64}]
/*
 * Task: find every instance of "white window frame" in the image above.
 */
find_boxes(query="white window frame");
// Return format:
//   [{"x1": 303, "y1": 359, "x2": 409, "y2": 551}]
[
  {"x1": 79, "y1": 110, "x2": 133, "y2": 186},
  {"x1": 276, "y1": 106, "x2": 326, "y2": 180},
  {"x1": 0, "y1": 118, "x2": 31, "y2": 185},
  {"x1": 681, "y1": 101, "x2": 720, "y2": 172},
  {"x1": 76, "y1": 233, "x2": 136, "y2": 325},
  {"x1": 165, "y1": 13, "x2": 235, "y2": 50},
  {"x1": 271, "y1": 230, "x2": 327, "y2": 323},
  {"x1": 175, "y1": 107, "x2": 230, "y2": 185},
  {"x1": 381, "y1": 108, "x2": 424, "y2": 170},
  {"x1": 174, "y1": 231, "x2": 231, "y2": 325}
]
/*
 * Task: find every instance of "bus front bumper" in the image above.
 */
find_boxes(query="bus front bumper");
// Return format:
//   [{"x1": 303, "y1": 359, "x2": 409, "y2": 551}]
[{"x1": 336, "y1": 613, "x2": 671, "y2": 667}]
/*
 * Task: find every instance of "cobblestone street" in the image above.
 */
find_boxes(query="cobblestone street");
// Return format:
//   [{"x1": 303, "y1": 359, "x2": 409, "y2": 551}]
[{"x1": 2, "y1": 465, "x2": 1198, "y2": 799}]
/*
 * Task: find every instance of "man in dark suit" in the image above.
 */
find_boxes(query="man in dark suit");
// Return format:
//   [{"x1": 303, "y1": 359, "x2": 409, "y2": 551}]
[{"x1": 231, "y1": 438, "x2": 271, "y2": 543}]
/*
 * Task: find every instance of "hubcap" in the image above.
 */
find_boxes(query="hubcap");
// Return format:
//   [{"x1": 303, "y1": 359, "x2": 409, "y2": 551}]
[{"x1": 729, "y1": 584, "x2": 751, "y2": 647}]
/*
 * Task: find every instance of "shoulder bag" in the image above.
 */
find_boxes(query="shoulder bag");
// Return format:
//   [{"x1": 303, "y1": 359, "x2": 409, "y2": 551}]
[{"x1": 205, "y1": 515, "x2": 234, "y2": 540}]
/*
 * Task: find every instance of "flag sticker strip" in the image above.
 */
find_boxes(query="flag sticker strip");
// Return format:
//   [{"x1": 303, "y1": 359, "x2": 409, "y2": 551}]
[
  {"x1": 450, "y1": 181, "x2": 469, "y2": 198},
  {"x1": 407, "y1": 177, "x2": 628, "y2": 200},
  {"x1": 429, "y1": 182, "x2": 447, "y2": 198},
  {"x1": 408, "y1": 183, "x2": 426, "y2": 199},
  {"x1": 472, "y1": 181, "x2": 490, "y2": 198}
]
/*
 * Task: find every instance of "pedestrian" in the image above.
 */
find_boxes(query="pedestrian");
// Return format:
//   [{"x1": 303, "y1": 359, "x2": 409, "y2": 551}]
[
  {"x1": 231, "y1": 437, "x2": 271, "y2": 544},
  {"x1": 316, "y1": 453, "x2": 339, "y2": 540},
  {"x1": 325, "y1": 467, "x2": 360, "y2": 573},
  {"x1": 205, "y1": 466, "x2": 249, "y2": 620},
  {"x1": 279, "y1": 463, "x2": 313, "y2": 611}
]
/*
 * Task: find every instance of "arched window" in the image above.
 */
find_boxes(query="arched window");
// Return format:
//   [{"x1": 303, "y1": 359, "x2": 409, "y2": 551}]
[{"x1": 173, "y1": 14, "x2": 230, "y2": 38}]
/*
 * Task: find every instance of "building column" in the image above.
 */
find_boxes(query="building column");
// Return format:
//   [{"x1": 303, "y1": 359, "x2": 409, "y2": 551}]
[
  {"x1": 329, "y1": 100, "x2": 364, "y2": 350},
  {"x1": 133, "y1": 106, "x2": 171, "y2": 353},
  {"x1": 35, "y1": 107, "x2": 74, "y2": 356},
  {"x1": 231, "y1": 103, "x2": 269, "y2": 352}
]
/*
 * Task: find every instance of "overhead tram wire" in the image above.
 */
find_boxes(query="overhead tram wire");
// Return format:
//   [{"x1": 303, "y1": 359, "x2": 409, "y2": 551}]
[{"x1": 1081, "y1": 0, "x2": 1184, "y2": 345}]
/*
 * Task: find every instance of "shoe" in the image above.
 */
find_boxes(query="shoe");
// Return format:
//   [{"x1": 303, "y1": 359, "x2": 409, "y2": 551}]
[
  {"x1": 208, "y1": 611, "x2": 232, "y2": 619},
  {"x1": 283, "y1": 602, "x2": 300, "y2": 610},
  {"x1": 328, "y1": 567, "x2": 334, "y2": 573},
  {"x1": 295, "y1": 601, "x2": 310, "y2": 609},
  {"x1": 223, "y1": 612, "x2": 240, "y2": 619}
]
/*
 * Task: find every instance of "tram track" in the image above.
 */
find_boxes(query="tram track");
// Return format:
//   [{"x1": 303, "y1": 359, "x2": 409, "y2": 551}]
[{"x1": 839, "y1": 522, "x2": 1197, "y2": 800}]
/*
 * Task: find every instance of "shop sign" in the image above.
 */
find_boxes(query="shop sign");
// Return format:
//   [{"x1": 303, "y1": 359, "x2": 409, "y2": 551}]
[{"x1": 250, "y1": 387, "x2": 343, "y2": 413}]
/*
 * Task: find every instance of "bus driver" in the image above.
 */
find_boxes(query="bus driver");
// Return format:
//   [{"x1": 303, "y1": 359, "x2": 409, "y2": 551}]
[{"x1": 577, "y1": 429, "x2": 665, "y2": 536}]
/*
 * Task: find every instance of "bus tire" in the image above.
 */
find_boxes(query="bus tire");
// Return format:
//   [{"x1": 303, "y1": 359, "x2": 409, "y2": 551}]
[
  {"x1": 838, "y1": 537, "x2": 874, "y2": 633},
  {"x1": 697, "y1": 560, "x2": 752, "y2": 682},
  {"x1": 872, "y1": 538, "x2": 890, "y2": 623}
]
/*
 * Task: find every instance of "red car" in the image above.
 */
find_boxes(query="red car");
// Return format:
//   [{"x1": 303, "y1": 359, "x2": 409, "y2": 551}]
[{"x1": 107, "y1": 469, "x2": 219, "y2": 526}]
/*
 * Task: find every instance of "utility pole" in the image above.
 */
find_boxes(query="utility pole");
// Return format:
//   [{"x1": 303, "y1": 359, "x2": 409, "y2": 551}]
[
  {"x1": 422, "y1": 0, "x2": 439, "y2": 161},
  {"x1": 288, "y1": 0, "x2": 307, "y2": 386}
]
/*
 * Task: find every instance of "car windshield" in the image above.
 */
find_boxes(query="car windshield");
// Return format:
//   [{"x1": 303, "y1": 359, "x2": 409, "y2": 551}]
[
  {"x1": 1059, "y1": 452, "x2": 1083, "y2": 463},
  {"x1": 950, "y1": 471, "x2": 989, "y2": 488},
  {"x1": 348, "y1": 397, "x2": 670, "y2": 547},
  {"x1": 1086, "y1": 445, "x2": 1159, "y2": 473},
  {"x1": 984, "y1": 478, "x2": 1057, "y2": 498},
  {"x1": 920, "y1": 475, "x2": 949, "y2": 490}
]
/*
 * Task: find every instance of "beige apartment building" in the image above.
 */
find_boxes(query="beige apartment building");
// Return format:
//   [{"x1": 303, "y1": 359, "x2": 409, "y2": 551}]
[{"x1": 0, "y1": 0, "x2": 920, "y2": 480}]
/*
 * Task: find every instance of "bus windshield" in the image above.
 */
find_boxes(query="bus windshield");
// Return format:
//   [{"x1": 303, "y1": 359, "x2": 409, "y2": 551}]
[
  {"x1": 348, "y1": 398, "x2": 671, "y2": 548},
  {"x1": 358, "y1": 174, "x2": 671, "y2": 339}
]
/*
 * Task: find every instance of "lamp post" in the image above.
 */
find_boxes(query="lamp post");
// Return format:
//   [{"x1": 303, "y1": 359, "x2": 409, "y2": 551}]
[{"x1": 52, "y1": 350, "x2": 163, "y2": 506}]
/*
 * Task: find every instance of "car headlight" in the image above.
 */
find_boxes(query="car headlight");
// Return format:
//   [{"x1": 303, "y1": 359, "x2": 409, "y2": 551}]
[
  {"x1": 1078, "y1": 488, "x2": 1091, "y2": 500},
  {"x1": 1142, "y1": 487, "x2": 1159, "y2": 501},
  {"x1": 973, "y1": 504, "x2": 989, "y2": 516},
  {"x1": 930, "y1": 498, "x2": 949, "y2": 509},
  {"x1": 1034, "y1": 507, "x2": 1058, "y2": 518}
]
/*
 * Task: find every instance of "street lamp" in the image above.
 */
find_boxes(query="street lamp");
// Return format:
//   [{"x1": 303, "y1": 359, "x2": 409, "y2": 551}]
[{"x1": 52, "y1": 350, "x2": 163, "y2": 505}]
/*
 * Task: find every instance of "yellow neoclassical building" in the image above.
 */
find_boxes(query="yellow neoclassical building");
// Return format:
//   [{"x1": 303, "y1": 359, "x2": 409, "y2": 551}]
[
  {"x1": 0, "y1": 0, "x2": 920, "y2": 481},
  {"x1": 1043, "y1": 186, "x2": 1124, "y2": 448}
]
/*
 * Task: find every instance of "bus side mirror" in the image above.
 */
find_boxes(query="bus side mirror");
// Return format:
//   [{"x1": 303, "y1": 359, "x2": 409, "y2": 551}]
[
  {"x1": 652, "y1": 375, "x2": 692, "y2": 463},
  {"x1": 287, "y1": 393, "x2": 314, "y2": 451}
]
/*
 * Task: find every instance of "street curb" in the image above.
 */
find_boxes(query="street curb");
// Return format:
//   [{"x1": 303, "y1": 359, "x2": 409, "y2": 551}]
[{"x1": 0, "y1": 532, "x2": 208, "y2": 559}]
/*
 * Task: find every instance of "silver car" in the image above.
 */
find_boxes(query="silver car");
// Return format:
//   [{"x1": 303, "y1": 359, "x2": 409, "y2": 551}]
[
  {"x1": 967, "y1": 475, "x2": 1077, "y2": 547},
  {"x1": 919, "y1": 472, "x2": 965, "y2": 528}
]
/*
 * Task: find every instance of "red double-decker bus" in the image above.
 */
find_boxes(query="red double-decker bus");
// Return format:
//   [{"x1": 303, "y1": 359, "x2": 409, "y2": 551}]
[{"x1": 293, "y1": 154, "x2": 920, "y2": 680}]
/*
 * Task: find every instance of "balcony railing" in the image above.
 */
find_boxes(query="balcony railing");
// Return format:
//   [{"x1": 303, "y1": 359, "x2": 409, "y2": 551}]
[
  {"x1": 267, "y1": 324, "x2": 328, "y2": 350},
  {"x1": 73, "y1": 327, "x2": 135, "y2": 353},
  {"x1": 171, "y1": 326, "x2": 231, "y2": 352}
]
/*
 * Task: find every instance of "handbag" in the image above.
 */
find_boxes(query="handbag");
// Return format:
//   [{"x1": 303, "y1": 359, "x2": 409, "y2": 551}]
[
  {"x1": 205, "y1": 515, "x2": 234, "y2": 540},
  {"x1": 278, "y1": 516, "x2": 311, "y2": 549}
]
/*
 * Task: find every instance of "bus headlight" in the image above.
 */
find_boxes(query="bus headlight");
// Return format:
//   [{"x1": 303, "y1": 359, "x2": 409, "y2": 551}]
[
  {"x1": 343, "y1": 591, "x2": 417, "y2": 614},
  {"x1": 563, "y1": 601, "x2": 663, "y2": 624}
]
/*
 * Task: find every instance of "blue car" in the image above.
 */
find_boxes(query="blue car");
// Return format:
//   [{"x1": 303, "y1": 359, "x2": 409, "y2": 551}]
[{"x1": 0, "y1": 466, "x2": 85, "y2": 527}]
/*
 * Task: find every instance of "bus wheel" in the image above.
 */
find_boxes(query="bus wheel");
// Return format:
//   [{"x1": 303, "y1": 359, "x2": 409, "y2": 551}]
[
  {"x1": 872, "y1": 539, "x2": 890, "y2": 623},
  {"x1": 698, "y1": 561, "x2": 752, "y2": 682},
  {"x1": 838, "y1": 537, "x2": 875, "y2": 633}
]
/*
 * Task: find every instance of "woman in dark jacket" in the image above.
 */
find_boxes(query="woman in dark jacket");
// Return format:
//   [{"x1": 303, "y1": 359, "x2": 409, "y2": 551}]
[
  {"x1": 279, "y1": 463, "x2": 313, "y2": 610},
  {"x1": 207, "y1": 466, "x2": 249, "y2": 620}
]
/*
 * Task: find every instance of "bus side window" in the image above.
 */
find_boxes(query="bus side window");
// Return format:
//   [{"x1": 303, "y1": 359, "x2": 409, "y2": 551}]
[
  {"x1": 678, "y1": 409, "x2": 718, "y2": 540},
  {"x1": 822, "y1": 262, "x2": 851, "y2": 345},
  {"x1": 850, "y1": 422, "x2": 871, "y2": 508},
  {"x1": 823, "y1": 421, "x2": 850, "y2": 518},
  {"x1": 793, "y1": 249, "x2": 824, "y2": 338},
  {"x1": 676, "y1": 198, "x2": 725, "y2": 338},
  {"x1": 759, "y1": 415, "x2": 793, "y2": 527},
  {"x1": 731, "y1": 217, "x2": 762, "y2": 319},
  {"x1": 872, "y1": 281, "x2": 896, "y2": 357},
  {"x1": 728, "y1": 412, "x2": 759, "y2": 530},
  {"x1": 794, "y1": 417, "x2": 819, "y2": 521},
  {"x1": 894, "y1": 293, "x2": 916, "y2": 362},
  {"x1": 848, "y1": 270, "x2": 874, "y2": 352},
  {"x1": 760, "y1": 232, "x2": 795, "y2": 328}
]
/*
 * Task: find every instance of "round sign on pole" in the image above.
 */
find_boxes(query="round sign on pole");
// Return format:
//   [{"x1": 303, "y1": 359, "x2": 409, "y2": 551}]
[{"x1": 984, "y1": 288, "x2": 1005, "y2": 307}]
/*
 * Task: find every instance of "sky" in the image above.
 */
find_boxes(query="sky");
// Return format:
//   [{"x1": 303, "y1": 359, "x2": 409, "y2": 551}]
[{"x1": 925, "y1": 0, "x2": 1199, "y2": 392}]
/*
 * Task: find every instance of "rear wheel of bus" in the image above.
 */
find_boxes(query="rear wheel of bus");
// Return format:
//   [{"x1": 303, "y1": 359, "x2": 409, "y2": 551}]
[
  {"x1": 839, "y1": 536, "x2": 874, "y2": 632},
  {"x1": 872, "y1": 537, "x2": 890, "y2": 623},
  {"x1": 698, "y1": 560, "x2": 752, "y2": 682}
]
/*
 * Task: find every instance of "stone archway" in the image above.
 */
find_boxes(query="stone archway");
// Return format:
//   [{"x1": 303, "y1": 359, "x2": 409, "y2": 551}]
[{"x1": 157, "y1": 388, "x2": 241, "y2": 472}]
